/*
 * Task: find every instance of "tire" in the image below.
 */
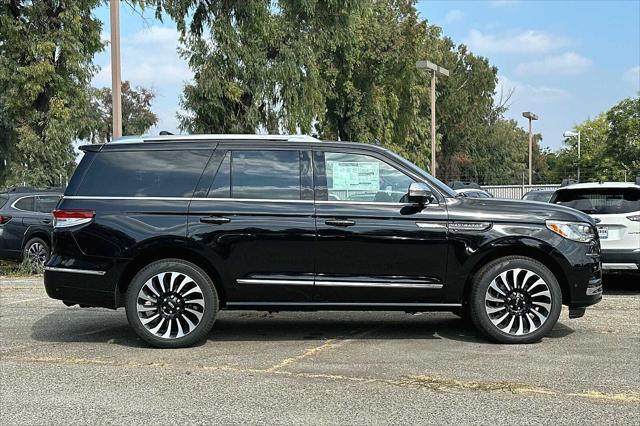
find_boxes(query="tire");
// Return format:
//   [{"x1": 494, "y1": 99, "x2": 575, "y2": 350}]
[
  {"x1": 23, "y1": 237, "x2": 50, "y2": 267},
  {"x1": 469, "y1": 256, "x2": 562, "y2": 344},
  {"x1": 125, "y1": 259, "x2": 219, "y2": 348}
]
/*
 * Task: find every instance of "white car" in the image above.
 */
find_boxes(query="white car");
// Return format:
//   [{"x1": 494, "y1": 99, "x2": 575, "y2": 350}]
[{"x1": 551, "y1": 182, "x2": 640, "y2": 272}]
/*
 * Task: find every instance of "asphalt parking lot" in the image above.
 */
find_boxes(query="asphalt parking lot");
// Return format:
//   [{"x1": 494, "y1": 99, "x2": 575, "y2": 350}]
[{"x1": 1, "y1": 275, "x2": 638, "y2": 425}]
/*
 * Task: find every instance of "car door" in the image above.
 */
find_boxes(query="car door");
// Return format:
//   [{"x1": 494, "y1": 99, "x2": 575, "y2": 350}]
[
  {"x1": 313, "y1": 149, "x2": 449, "y2": 304},
  {"x1": 188, "y1": 147, "x2": 316, "y2": 304}
]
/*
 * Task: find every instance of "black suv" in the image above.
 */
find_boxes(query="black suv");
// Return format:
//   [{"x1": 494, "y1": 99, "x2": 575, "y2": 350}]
[
  {"x1": 44, "y1": 135, "x2": 602, "y2": 348},
  {"x1": 0, "y1": 187, "x2": 63, "y2": 266}
]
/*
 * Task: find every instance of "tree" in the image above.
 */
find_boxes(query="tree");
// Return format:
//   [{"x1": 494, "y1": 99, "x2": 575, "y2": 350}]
[
  {"x1": 606, "y1": 97, "x2": 640, "y2": 174},
  {"x1": 0, "y1": 0, "x2": 103, "y2": 188},
  {"x1": 548, "y1": 96, "x2": 640, "y2": 183},
  {"x1": 79, "y1": 81, "x2": 159, "y2": 144}
]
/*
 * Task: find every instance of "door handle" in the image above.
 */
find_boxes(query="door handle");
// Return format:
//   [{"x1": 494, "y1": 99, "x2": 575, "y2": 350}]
[
  {"x1": 325, "y1": 219, "x2": 355, "y2": 227},
  {"x1": 200, "y1": 216, "x2": 231, "y2": 225}
]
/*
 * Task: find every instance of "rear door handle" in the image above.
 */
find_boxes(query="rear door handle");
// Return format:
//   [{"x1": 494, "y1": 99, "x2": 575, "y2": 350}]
[
  {"x1": 325, "y1": 219, "x2": 355, "y2": 227},
  {"x1": 200, "y1": 216, "x2": 231, "y2": 225}
]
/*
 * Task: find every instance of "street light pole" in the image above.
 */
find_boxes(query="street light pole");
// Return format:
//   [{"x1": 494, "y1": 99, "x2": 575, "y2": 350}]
[
  {"x1": 416, "y1": 61, "x2": 449, "y2": 177},
  {"x1": 522, "y1": 112, "x2": 539, "y2": 186},
  {"x1": 110, "y1": 0, "x2": 122, "y2": 140},
  {"x1": 563, "y1": 130, "x2": 581, "y2": 182}
]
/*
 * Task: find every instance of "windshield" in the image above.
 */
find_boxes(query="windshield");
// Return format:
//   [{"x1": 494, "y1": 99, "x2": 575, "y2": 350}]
[
  {"x1": 552, "y1": 188, "x2": 640, "y2": 214},
  {"x1": 524, "y1": 191, "x2": 553, "y2": 202},
  {"x1": 385, "y1": 150, "x2": 457, "y2": 197}
]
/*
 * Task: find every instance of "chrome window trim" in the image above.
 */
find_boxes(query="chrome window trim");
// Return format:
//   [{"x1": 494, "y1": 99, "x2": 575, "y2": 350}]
[
  {"x1": 64, "y1": 196, "x2": 313, "y2": 203},
  {"x1": 237, "y1": 278, "x2": 442, "y2": 289},
  {"x1": 44, "y1": 266, "x2": 107, "y2": 276}
]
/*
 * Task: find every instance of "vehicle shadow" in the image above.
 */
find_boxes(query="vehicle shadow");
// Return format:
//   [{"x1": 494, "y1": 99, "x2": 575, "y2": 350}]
[
  {"x1": 30, "y1": 309, "x2": 502, "y2": 347},
  {"x1": 603, "y1": 273, "x2": 639, "y2": 296}
]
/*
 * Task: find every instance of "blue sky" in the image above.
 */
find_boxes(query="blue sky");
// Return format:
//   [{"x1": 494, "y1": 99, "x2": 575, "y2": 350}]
[{"x1": 92, "y1": 0, "x2": 640, "y2": 150}]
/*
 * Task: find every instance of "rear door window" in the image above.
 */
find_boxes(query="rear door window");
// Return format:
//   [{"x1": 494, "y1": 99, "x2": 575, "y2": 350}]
[
  {"x1": 76, "y1": 150, "x2": 211, "y2": 197},
  {"x1": 36, "y1": 196, "x2": 61, "y2": 213},
  {"x1": 229, "y1": 150, "x2": 301, "y2": 200},
  {"x1": 553, "y1": 188, "x2": 640, "y2": 214}
]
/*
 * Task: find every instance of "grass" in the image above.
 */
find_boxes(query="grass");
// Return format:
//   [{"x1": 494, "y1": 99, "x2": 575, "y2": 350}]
[{"x1": 0, "y1": 259, "x2": 43, "y2": 277}]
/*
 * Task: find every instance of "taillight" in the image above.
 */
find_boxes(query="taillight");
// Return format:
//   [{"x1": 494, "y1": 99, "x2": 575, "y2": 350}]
[
  {"x1": 0, "y1": 215, "x2": 11, "y2": 225},
  {"x1": 627, "y1": 215, "x2": 640, "y2": 222},
  {"x1": 53, "y1": 209, "x2": 95, "y2": 228}
]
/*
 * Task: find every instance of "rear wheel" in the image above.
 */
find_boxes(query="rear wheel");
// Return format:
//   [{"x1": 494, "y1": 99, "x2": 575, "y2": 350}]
[
  {"x1": 469, "y1": 256, "x2": 562, "y2": 344},
  {"x1": 23, "y1": 237, "x2": 50, "y2": 268},
  {"x1": 125, "y1": 259, "x2": 218, "y2": 348}
]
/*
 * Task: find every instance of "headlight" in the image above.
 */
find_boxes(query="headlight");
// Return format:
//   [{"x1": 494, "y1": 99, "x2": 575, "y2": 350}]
[{"x1": 546, "y1": 220, "x2": 594, "y2": 243}]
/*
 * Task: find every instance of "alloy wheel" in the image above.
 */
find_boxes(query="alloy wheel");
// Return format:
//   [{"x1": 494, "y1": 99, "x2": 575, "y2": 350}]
[
  {"x1": 484, "y1": 268, "x2": 552, "y2": 336},
  {"x1": 26, "y1": 242, "x2": 48, "y2": 266},
  {"x1": 136, "y1": 272, "x2": 206, "y2": 339}
]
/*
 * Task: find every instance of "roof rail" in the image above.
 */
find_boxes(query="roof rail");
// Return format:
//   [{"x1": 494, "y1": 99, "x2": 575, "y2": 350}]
[
  {"x1": 110, "y1": 134, "x2": 321, "y2": 144},
  {"x1": 2, "y1": 186, "x2": 65, "y2": 194}
]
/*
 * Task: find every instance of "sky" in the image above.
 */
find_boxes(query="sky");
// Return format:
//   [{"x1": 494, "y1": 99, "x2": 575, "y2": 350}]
[{"x1": 91, "y1": 0, "x2": 640, "y2": 150}]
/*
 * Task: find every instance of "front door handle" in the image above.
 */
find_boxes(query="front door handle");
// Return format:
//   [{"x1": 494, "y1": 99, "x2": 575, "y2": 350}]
[
  {"x1": 200, "y1": 216, "x2": 231, "y2": 225},
  {"x1": 325, "y1": 219, "x2": 355, "y2": 227}
]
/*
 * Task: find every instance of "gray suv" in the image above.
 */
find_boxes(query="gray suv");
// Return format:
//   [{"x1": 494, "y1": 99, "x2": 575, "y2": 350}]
[{"x1": 0, "y1": 187, "x2": 63, "y2": 266}]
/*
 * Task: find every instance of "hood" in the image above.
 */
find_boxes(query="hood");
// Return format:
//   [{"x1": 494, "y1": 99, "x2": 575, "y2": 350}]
[{"x1": 446, "y1": 197, "x2": 595, "y2": 225}]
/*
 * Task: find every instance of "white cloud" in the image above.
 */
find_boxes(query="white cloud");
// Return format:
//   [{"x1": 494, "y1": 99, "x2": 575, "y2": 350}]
[
  {"x1": 624, "y1": 65, "x2": 640, "y2": 86},
  {"x1": 444, "y1": 9, "x2": 464, "y2": 24},
  {"x1": 92, "y1": 25, "x2": 192, "y2": 89},
  {"x1": 496, "y1": 75, "x2": 570, "y2": 104},
  {"x1": 465, "y1": 29, "x2": 570, "y2": 55},
  {"x1": 516, "y1": 52, "x2": 592, "y2": 76}
]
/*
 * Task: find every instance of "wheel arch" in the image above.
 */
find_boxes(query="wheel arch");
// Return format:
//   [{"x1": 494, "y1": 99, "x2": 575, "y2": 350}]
[
  {"x1": 22, "y1": 228, "x2": 52, "y2": 251},
  {"x1": 115, "y1": 244, "x2": 227, "y2": 308},
  {"x1": 460, "y1": 238, "x2": 570, "y2": 306}
]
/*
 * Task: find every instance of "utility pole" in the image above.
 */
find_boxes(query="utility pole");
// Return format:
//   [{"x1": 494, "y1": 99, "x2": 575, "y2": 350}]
[
  {"x1": 416, "y1": 61, "x2": 449, "y2": 177},
  {"x1": 522, "y1": 112, "x2": 538, "y2": 186},
  {"x1": 110, "y1": 0, "x2": 122, "y2": 140}
]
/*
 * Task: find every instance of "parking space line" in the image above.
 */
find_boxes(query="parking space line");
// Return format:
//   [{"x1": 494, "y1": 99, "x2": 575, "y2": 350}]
[{"x1": 2, "y1": 354, "x2": 638, "y2": 405}]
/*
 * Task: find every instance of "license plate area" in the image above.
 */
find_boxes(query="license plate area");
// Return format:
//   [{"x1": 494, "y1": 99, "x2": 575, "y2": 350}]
[{"x1": 597, "y1": 226, "x2": 608, "y2": 239}]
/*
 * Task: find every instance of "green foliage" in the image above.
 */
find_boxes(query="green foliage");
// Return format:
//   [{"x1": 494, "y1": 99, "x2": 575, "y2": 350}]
[
  {"x1": 0, "y1": 0, "x2": 103, "y2": 188},
  {"x1": 78, "y1": 81, "x2": 159, "y2": 143},
  {"x1": 549, "y1": 97, "x2": 640, "y2": 183}
]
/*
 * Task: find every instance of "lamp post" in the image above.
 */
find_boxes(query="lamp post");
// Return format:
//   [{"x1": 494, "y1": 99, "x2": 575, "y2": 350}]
[
  {"x1": 522, "y1": 111, "x2": 538, "y2": 186},
  {"x1": 110, "y1": 0, "x2": 122, "y2": 140},
  {"x1": 416, "y1": 60, "x2": 449, "y2": 177},
  {"x1": 563, "y1": 130, "x2": 581, "y2": 182}
]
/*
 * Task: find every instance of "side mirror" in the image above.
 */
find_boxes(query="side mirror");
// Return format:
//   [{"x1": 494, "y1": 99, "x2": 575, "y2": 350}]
[{"x1": 408, "y1": 182, "x2": 432, "y2": 205}]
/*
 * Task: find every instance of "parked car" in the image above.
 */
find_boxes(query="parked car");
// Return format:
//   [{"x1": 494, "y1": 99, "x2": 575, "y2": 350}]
[
  {"x1": 551, "y1": 182, "x2": 639, "y2": 273},
  {"x1": 0, "y1": 187, "x2": 63, "y2": 266},
  {"x1": 522, "y1": 189, "x2": 555, "y2": 203},
  {"x1": 45, "y1": 134, "x2": 602, "y2": 348},
  {"x1": 455, "y1": 188, "x2": 494, "y2": 198}
]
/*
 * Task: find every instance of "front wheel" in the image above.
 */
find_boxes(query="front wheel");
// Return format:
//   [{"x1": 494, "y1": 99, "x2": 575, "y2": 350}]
[
  {"x1": 469, "y1": 256, "x2": 562, "y2": 344},
  {"x1": 125, "y1": 259, "x2": 219, "y2": 348}
]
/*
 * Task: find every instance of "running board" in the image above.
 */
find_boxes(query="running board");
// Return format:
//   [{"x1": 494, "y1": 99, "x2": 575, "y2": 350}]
[{"x1": 224, "y1": 302, "x2": 461, "y2": 312}]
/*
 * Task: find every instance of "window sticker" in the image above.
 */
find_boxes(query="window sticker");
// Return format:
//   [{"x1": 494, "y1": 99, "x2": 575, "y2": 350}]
[{"x1": 329, "y1": 161, "x2": 380, "y2": 191}]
